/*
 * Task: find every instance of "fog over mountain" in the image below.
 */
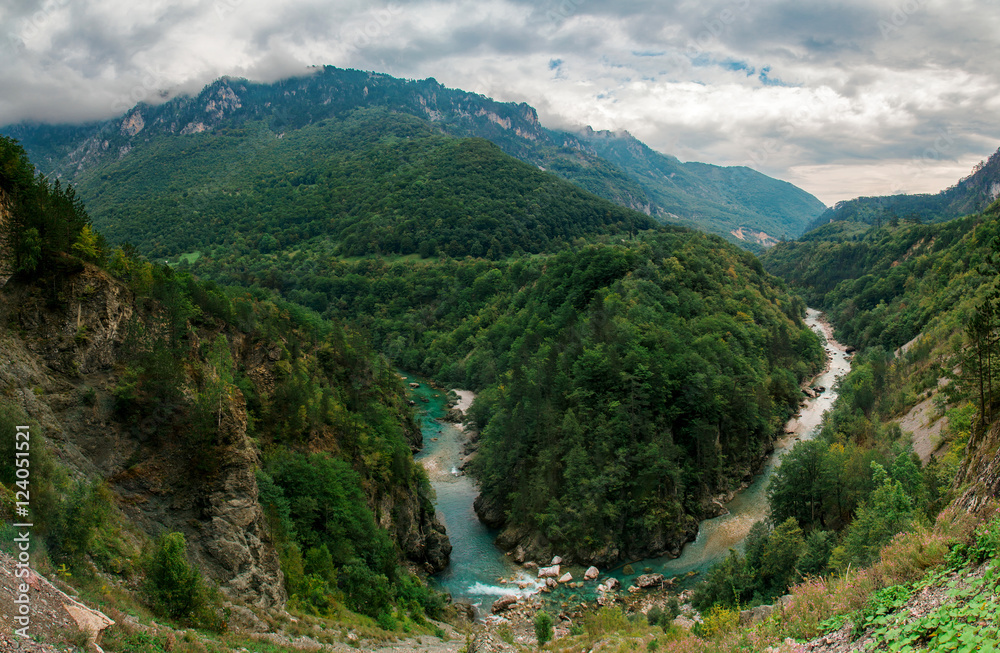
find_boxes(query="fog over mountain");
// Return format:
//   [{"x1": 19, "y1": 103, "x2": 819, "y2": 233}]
[{"x1": 3, "y1": 0, "x2": 1000, "y2": 205}]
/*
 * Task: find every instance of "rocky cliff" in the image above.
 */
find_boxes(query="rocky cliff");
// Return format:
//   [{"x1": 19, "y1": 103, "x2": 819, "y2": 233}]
[{"x1": 0, "y1": 259, "x2": 449, "y2": 608}]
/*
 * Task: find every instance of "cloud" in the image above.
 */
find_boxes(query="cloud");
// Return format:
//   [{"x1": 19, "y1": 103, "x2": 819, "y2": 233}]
[{"x1": 1, "y1": 0, "x2": 999, "y2": 205}]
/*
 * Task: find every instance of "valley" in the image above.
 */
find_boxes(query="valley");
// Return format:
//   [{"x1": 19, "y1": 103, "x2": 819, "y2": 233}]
[{"x1": 2, "y1": 64, "x2": 1000, "y2": 653}]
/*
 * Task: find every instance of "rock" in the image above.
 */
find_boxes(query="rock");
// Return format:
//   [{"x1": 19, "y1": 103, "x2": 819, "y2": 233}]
[
  {"x1": 546, "y1": 578, "x2": 558, "y2": 588},
  {"x1": 473, "y1": 493, "x2": 507, "y2": 529},
  {"x1": 538, "y1": 564, "x2": 560, "y2": 578},
  {"x1": 409, "y1": 382, "x2": 420, "y2": 388},
  {"x1": 491, "y1": 595, "x2": 519, "y2": 614},
  {"x1": 226, "y1": 605, "x2": 269, "y2": 633},
  {"x1": 551, "y1": 555, "x2": 563, "y2": 565},
  {"x1": 739, "y1": 604, "x2": 775, "y2": 626},
  {"x1": 672, "y1": 615, "x2": 696, "y2": 631},
  {"x1": 523, "y1": 561, "x2": 538, "y2": 569},
  {"x1": 453, "y1": 602, "x2": 476, "y2": 623},
  {"x1": 605, "y1": 577, "x2": 620, "y2": 591},
  {"x1": 633, "y1": 573, "x2": 665, "y2": 589},
  {"x1": 558, "y1": 572, "x2": 573, "y2": 583},
  {"x1": 584, "y1": 566, "x2": 600, "y2": 581}
]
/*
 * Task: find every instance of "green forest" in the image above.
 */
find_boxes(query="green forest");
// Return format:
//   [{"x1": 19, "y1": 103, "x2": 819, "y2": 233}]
[
  {"x1": 0, "y1": 135, "x2": 447, "y2": 628},
  {"x1": 12, "y1": 103, "x2": 829, "y2": 566},
  {"x1": 75, "y1": 108, "x2": 655, "y2": 260}
]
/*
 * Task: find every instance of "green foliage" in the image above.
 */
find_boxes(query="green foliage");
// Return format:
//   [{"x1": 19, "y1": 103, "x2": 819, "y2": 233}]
[
  {"x1": 143, "y1": 532, "x2": 219, "y2": 628},
  {"x1": 0, "y1": 135, "x2": 99, "y2": 274},
  {"x1": 534, "y1": 611, "x2": 554, "y2": 648},
  {"x1": 75, "y1": 110, "x2": 655, "y2": 261},
  {"x1": 851, "y1": 584, "x2": 912, "y2": 638},
  {"x1": 838, "y1": 463, "x2": 915, "y2": 570}
]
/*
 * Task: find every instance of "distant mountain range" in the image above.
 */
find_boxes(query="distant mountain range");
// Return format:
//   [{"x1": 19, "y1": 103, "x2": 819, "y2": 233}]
[
  {"x1": 806, "y1": 147, "x2": 1000, "y2": 231},
  {"x1": 2, "y1": 66, "x2": 826, "y2": 249}
]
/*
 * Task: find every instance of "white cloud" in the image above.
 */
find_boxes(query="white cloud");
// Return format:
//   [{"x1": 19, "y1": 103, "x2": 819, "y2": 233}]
[{"x1": 1, "y1": 0, "x2": 999, "y2": 206}]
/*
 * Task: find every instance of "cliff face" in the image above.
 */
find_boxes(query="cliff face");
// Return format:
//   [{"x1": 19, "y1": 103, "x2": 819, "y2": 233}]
[
  {"x1": 0, "y1": 260, "x2": 450, "y2": 606},
  {"x1": 0, "y1": 261, "x2": 286, "y2": 607},
  {"x1": 954, "y1": 421, "x2": 1000, "y2": 514}
]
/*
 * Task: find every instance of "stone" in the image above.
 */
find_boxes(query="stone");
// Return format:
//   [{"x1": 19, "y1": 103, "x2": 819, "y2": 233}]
[
  {"x1": 538, "y1": 564, "x2": 560, "y2": 578},
  {"x1": 546, "y1": 578, "x2": 558, "y2": 588},
  {"x1": 491, "y1": 595, "x2": 518, "y2": 614},
  {"x1": 605, "y1": 577, "x2": 620, "y2": 591},
  {"x1": 633, "y1": 573, "x2": 665, "y2": 589},
  {"x1": 739, "y1": 604, "x2": 774, "y2": 626},
  {"x1": 672, "y1": 615, "x2": 696, "y2": 631},
  {"x1": 584, "y1": 566, "x2": 599, "y2": 581},
  {"x1": 523, "y1": 561, "x2": 538, "y2": 569},
  {"x1": 558, "y1": 572, "x2": 573, "y2": 583},
  {"x1": 551, "y1": 555, "x2": 563, "y2": 565}
]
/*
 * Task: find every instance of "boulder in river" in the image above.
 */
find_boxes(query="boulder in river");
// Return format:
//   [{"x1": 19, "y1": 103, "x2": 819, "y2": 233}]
[
  {"x1": 491, "y1": 595, "x2": 518, "y2": 614},
  {"x1": 605, "y1": 577, "x2": 620, "y2": 591},
  {"x1": 546, "y1": 578, "x2": 558, "y2": 588},
  {"x1": 538, "y1": 565, "x2": 560, "y2": 578},
  {"x1": 633, "y1": 573, "x2": 665, "y2": 589},
  {"x1": 558, "y1": 572, "x2": 573, "y2": 583},
  {"x1": 551, "y1": 555, "x2": 563, "y2": 565},
  {"x1": 409, "y1": 382, "x2": 420, "y2": 388},
  {"x1": 584, "y1": 566, "x2": 600, "y2": 581}
]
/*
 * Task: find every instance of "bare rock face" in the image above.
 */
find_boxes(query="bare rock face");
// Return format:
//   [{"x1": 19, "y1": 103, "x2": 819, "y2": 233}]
[
  {"x1": 195, "y1": 392, "x2": 286, "y2": 607},
  {"x1": 473, "y1": 492, "x2": 507, "y2": 529},
  {"x1": 1, "y1": 266, "x2": 286, "y2": 609}
]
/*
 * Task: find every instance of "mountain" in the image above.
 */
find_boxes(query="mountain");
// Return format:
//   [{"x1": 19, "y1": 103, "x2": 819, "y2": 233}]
[
  {"x1": 0, "y1": 135, "x2": 450, "y2": 630},
  {"x1": 806, "y1": 147, "x2": 1000, "y2": 231},
  {"x1": 2, "y1": 66, "x2": 826, "y2": 247},
  {"x1": 49, "y1": 108, "x2": 657, "y2": 261},
  {"x1": 554, "y1": 126, "x2": 827, "y2": 244}
]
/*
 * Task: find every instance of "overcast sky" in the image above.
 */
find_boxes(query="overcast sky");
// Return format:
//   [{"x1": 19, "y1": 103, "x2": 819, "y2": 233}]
[{"x1": 2, "y1": 0, "x2": 999, "y2": 205}]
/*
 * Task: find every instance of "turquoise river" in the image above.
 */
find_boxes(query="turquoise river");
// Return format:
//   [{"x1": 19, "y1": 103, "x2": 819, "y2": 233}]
[{"x1": 405, "y1": 308, "x2": 850, "y2": 615}]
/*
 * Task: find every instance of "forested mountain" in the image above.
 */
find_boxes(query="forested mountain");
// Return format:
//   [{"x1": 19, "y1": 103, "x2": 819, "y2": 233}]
[
  {"x1": 806, "y1": 147, "x2": 1000, "y2": 231},
  {"x1": 763, "y1": 206, "x2": 996, "y2": 351},
  {"x1": 2, "y1": 86, "x2": 826, "y2": 569},
  {"x1": 560, "y1": 126, "x2": 827, "y2": 245},
  {"x1": 0, "y1": 136, "x2": 450, "y2": 630},
  {"x1": 2, "y1": 66, "x2": 825, "y2": 246},
  {"x1": 60, "y1": 108, "x2": 656, "y2": 260}
]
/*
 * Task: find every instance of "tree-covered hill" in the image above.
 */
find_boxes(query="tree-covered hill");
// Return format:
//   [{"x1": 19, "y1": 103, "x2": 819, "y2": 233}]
[
  {"x1": 763, "y1": 204, "x2": 998, "y2": 351},
  {"x1": 560, "y1": 127, "x2": 828, "y2": 245},
  {"x1": 192, "y1": 224, "x2": 825, "y2": 565},
  {"x1": 67, "y1": 108, "x2": 656, "y2": 260},
  {"x1": 3, "y1": 65, "x2": 826, "y2": 246},
  {"x1": 805, "y1": 147, "x2": 1000, "y2": 232},
  {"x1": 0, "y1": 135, "x2": 450, "y2": 628}
]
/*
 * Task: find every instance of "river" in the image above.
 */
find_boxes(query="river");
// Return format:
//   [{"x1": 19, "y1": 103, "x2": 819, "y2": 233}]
[{"x1": 408, "y1": 308, "x2": 851, "y2": 611}]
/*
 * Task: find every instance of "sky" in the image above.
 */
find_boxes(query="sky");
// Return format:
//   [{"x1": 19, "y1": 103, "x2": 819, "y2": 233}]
[{"x1": 2, "y1": 0, "x2": 999, "y2": 206}]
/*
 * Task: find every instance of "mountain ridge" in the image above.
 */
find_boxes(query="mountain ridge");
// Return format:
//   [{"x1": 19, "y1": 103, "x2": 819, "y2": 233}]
[{"x1": 2, "y1": 66, "x2": 826, "y2": 247}]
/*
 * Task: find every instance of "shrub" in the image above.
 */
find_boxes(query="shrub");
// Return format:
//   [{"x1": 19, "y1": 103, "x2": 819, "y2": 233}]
[
  {"x1": 143, "y1": 532, "x2": 220, "y2": 628},
  {"x1": 534, "y1": 611, "x2": 553, "y2": 648}
]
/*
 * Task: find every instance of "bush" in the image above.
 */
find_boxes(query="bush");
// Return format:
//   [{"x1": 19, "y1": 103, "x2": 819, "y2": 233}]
[
  {"x1": 534, "y1": 611, "x2": 553, "y2": 648},
  {"x1": 143, "y1": 532, "x2": 220, "y2": 629}
]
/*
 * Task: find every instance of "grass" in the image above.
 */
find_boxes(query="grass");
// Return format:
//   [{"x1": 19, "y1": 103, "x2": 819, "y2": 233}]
[{"x1": 541, "y1": 505, "x2": 994, "y2": 653}]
